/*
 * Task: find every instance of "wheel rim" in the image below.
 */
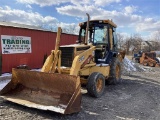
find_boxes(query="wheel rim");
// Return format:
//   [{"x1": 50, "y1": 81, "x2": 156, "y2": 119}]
[
  {"x1": 116, "y1": 65, "x2": 120, "y2": 79},
  {"x1": 96, "y1": 78, "x2": 103, "y2": 93}
]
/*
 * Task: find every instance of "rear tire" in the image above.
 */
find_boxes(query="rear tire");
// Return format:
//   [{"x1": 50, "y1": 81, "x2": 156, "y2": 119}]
[
  {"x1": 87, "y1": 72, "x2": 105, "y2": 98},
  {"x1": 107, "y1": 58, "x2": 122, "y2": 85}
]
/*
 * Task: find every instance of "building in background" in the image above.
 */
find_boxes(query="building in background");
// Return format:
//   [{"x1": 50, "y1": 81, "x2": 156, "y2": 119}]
[{"x1": 0, "y1": 21, "x2": 78, "y2": 73}]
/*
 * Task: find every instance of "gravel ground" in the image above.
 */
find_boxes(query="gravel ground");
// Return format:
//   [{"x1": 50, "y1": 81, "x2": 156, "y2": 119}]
[{"x1": 0, "y1": 66, "x2": 160, "y2": 120}]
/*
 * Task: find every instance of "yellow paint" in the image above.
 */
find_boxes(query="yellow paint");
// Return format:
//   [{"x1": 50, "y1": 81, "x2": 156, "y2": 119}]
[
  {"x1": 79, "y1": 65, "x2": 110, "y2": 77},
  {"x1": 41, "y1": 27, "x2": 62, "y2": 73},
  {"x1": 109, "y1": 28, "x2": 113, "y2": 50},
  {"x1": 90, "y1": 66, "x2": 110, "y2": 77},
  {"x1": 70, "y1": 46, "x2": 96, "y2": 76}
]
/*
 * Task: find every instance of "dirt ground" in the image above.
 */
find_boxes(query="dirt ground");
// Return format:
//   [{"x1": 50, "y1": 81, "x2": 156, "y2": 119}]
[{"x1": 0, "y1": 65, "x2": 160, "y2": 120}]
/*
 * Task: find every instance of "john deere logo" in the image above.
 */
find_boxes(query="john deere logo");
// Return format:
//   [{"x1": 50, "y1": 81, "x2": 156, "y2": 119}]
[{"x1": 79, "y1": 56, "x2": 85, "y2": 62}]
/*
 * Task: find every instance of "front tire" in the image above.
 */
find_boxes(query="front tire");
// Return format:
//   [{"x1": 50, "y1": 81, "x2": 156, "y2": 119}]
[{"x1": 86, "y1": 72, "x2": 105, "y2": 98}]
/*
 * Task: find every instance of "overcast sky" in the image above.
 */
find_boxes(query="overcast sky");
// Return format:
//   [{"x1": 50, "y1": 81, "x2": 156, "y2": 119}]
[{"x1": 0, "y1": 0, "x2": 160, "y2": 39}]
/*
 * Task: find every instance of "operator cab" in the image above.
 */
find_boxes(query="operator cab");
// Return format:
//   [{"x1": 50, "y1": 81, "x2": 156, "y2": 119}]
[{"x1": 78, "y1": 20, "x2": 118, "y2": 64}]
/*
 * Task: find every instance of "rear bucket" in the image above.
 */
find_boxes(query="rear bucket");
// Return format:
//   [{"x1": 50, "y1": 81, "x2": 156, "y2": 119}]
[{"x1": 0, "y1": 68, "x2": 81, "y2": 114}]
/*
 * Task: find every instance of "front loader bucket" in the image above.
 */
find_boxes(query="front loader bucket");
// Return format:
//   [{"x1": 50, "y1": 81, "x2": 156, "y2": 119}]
[{"x1": 0, "y1": 68, "x2": 81, "y2": 114}]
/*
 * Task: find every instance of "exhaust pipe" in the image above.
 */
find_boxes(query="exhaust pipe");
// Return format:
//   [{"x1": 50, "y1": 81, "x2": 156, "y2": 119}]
[{"x1": 84, "y1": 13, "x2": 90, "y2": 45}]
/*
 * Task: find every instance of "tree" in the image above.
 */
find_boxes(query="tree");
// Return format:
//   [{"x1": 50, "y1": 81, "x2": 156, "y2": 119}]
[
  {"x1": 154, "y1": 29, "x2": 160, "y2": 42},
  {"x1": 122, "y1": 34, "x2": 143, "y2": 55}
]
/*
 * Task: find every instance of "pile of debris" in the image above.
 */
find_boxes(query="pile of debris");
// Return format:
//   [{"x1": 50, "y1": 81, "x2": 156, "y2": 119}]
[
  {"x1": 122, "y1": 57, "x2": 146, "y2": 75},
  {"x1": 0, "y1": 73, "x2": 12, "y2": 90}
]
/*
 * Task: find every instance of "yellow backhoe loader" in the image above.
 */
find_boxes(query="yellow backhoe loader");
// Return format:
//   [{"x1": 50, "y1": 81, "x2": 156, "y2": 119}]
[{"x1": 0, "y1": 14, "x2": 125, "y2": 114}]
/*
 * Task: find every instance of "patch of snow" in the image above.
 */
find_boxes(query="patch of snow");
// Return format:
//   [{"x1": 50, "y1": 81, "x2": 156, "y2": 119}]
[
  {"x1": 0, "y1": 79, "x2": 11, "y2": 90},
  {"x1": 157, "y1": 57, "x2": 160, "y2": 62},
  {"x1": 30, "y1": 68, "x2": 41, "y2": 72},
  {"x1": 1, "y1": 73, "x2": 12, "y2": 77},
  {"x1": 123, "y1": 57, "x2": 137, "y2": 71},
  {"x1": 122, "y1": 57, "x2": 146, "y2": 75}
]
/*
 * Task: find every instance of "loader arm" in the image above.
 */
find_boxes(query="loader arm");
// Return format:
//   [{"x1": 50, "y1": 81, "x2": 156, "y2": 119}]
[
  {"x1": 41, "y1": 27, "x2": 62, "y2": 73},
  {"x1": 70, "y1": 46, "x2": 96, "y2": 76}
]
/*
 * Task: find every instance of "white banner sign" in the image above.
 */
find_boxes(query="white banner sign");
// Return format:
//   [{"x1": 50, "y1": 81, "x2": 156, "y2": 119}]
[{"x1": 1, "y1": 35, "x2": 32, "y2": 54}]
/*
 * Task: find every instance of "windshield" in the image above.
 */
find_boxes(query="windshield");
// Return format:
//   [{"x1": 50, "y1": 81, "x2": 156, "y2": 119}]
[
  {"x1": 79, "y1": 24, "x2": 109, "y2": 45},
  {"x1": 94, "y1": 25, "x2": 108, "y2": 44}
]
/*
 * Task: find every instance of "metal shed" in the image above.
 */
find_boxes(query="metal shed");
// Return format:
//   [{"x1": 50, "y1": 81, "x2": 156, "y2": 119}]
[{"x1": 0, "y1": 22, "x2": 78, "y2": 73}]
